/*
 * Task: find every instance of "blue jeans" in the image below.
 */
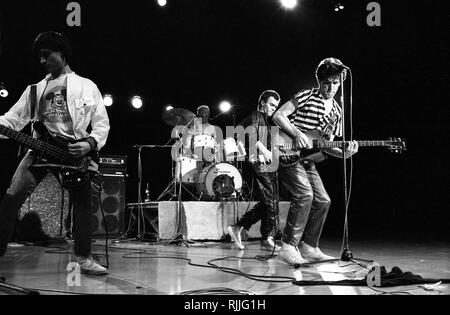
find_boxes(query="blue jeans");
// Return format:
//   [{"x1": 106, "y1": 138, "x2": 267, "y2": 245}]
[
  {"x1": 236, "y1": 163, "x2": 279, "y2": 239},
  {"x1": 278, "y1": 160, "x2": 331, "y2": 248},
  {"x1": 0, "y1": 152, "x2": 92, "y2": 257}
]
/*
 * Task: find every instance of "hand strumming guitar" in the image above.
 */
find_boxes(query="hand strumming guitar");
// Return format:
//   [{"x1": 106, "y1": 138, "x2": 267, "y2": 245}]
[
  {"x1": 292, "y1": 129, "x2": 311, "y2": 151},
  {"x1": 68, "y1": 141, "x2": 92, "y2": 158}
]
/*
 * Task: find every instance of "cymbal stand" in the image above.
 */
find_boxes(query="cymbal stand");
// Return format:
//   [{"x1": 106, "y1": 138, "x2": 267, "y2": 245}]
[{"x1": 157, "y1": 116, "x2": 198, "y2": 202}]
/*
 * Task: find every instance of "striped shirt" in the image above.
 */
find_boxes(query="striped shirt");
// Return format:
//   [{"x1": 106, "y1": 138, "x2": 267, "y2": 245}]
[{"x1": 289, "y1": 88, "x2": 342, "y2": 137}]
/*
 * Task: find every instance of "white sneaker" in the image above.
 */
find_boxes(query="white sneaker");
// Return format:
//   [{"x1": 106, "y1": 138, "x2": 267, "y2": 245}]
[
  {"x1": 76, "y1": 256, "x2": 108, "y2": 275},
  {"x1": 300, "y1": 242, "x2": 335, "y2": 262},
  {"x1": 227, "y1": 225, "x2": 245, "y2": 250},
  {"x1": 279, "y1": 242, "x2": 309, "y2": 266}
]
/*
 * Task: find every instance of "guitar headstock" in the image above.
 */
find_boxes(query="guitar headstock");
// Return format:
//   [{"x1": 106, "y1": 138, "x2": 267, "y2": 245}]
[{"x1": 387, "y1": 137, "x2": 407, "y2": 153}]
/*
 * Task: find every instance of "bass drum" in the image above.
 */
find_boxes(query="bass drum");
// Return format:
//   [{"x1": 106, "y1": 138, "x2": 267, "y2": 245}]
[{"x1": 196, "y1": 163, "x2": 242, "y2": 200}]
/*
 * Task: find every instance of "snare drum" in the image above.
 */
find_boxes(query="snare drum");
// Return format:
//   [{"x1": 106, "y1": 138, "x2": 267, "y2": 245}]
[
  {"x1": 195, "y1": 162, "x2": 242, "y2": 200},
  {"x1": 192, "y1": 134, "x2": 216, "y2": 162}
]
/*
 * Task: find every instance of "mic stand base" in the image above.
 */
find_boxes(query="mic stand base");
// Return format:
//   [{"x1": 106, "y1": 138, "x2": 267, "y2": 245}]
[
  {"x1": 167, "y1": 234, "x2": 195, "y2": 247},
  {"x1": 340, "y1": 247, "x2": 354, "y2": 262}
]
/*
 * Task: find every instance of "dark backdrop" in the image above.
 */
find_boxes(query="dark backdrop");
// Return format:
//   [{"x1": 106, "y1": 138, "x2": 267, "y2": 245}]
[{"x1": 0, "y1": 0, "x2": 448, "y2": 241}]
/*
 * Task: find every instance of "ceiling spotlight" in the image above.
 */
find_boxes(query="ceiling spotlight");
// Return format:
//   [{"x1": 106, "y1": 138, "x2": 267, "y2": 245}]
[
  {"x1": 219, "y1": 101, "x2": 232, "y2": 113},
  {"x1": 280, "y1": 0, "x2": 298, "y2": 9},
  {"x1": 103, "y1": 94, "x2": 113, "y2": 107},
  {"x1": 334, "y1": 3, "x2": 344, "y2": 11},
  {"x1": 131, "y1": 96, "x2": 143, "y2": 109},
  {"x1": 157, "y1": 0, "x2": 167, "y2": 7},
  {"x1": 0, "y1": 83, "x2": 8, "y2": 98}
]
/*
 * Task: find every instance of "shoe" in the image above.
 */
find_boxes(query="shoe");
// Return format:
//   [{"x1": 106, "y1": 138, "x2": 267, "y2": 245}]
[
  {"x1": 278, "y1": 242, "x2": 309, "y2": 266},
  {"x1": 76, "y1": 256, "x2": 108, "y2": 275},
  {"x1": 227, "y1": 225, "x2": 245, "y2": 250},
  {"x1": 260, "y1": 236, "x2": 281, "y2": 252},
  {"x1": 300, "y1": 242, "x2": 335, "y2": 262}
]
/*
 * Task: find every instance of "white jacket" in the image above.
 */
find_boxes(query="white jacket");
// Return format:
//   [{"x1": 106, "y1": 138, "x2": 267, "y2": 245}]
[{"x1": 0, "y1": 72, "x2": 110, "y2": 150}]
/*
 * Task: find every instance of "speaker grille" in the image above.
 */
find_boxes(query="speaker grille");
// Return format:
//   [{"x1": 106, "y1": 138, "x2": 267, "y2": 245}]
[{"x1": 91, "y1": 173, "x2": 126, "y2": 237}]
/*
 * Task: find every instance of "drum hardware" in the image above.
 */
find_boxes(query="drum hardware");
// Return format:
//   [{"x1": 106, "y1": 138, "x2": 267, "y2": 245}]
[
  {"x1": 161, "y1": 107, "x2": 200, "y2": 246},
  {"x1": 158, "y1": 108, "x2": 199, "y2": 201},
  {"x1": 162, "y1": 107, "x2": 197, "y2": 127}
]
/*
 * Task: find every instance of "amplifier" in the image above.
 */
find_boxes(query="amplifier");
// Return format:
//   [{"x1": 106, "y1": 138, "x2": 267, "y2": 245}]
[{"x1": 99, "y1": 155, "x2": 127, "y2": 169}]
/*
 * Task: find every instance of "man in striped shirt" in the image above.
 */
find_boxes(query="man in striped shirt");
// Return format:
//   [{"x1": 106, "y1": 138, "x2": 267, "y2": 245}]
[{"x1": 272, "y1": 58, "x2": 358, "y2": 266}]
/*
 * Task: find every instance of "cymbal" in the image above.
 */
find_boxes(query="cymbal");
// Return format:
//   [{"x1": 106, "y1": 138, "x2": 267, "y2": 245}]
[{"x1": 162, "y1": 108, "x2": 196, "y2": 126}]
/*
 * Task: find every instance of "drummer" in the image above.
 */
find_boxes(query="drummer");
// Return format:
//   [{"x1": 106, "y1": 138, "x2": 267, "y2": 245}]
[{"x1": 183, "y1": 105, "x2": 222, "y2": 164}]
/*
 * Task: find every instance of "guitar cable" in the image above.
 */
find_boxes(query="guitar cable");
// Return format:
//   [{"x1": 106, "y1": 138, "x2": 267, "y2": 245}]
[{"x1": 92, "y1": 175, "x2": 110, "y2": 269}]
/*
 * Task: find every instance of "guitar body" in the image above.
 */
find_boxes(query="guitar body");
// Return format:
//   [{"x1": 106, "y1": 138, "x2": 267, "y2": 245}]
[
  {"x1": 3, "y1": 121, "x2": 99, "y2": 189},
  {"x1": 276, "y1": 129, "x2": 330, "y2": 166}
]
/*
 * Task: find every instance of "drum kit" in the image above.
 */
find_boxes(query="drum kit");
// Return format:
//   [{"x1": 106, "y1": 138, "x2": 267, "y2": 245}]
[{"x1": 157, "y1": 107, "x2": 246, "y2": 201}]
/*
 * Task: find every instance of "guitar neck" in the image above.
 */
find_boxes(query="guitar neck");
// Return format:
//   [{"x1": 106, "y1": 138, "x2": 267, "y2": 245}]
[
  {"x1": 0, "y1": 125, "x2": 77, "y2": 165},
  {"x1": 279, "y1": 140, "x2": 395, "y2": 150},
  {"x1": 316, "y1": 140, "x2": 392, "y2": 149}
]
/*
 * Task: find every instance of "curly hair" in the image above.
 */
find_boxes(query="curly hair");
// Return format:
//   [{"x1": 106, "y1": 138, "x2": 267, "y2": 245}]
[
  {"x1": 32, "y1": 31, "x2": 72, "y2": 63},
  {"x1": 315, "y1": 57, "x2": 347, "y2": 82}
]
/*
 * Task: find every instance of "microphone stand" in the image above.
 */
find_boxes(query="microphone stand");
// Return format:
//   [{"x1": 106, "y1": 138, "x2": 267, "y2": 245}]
[
  {"x1": 339, "y1": 71, "x2": 352, "y2": 261},
  {"x1": 338, "y1": 68, "x2": 373, "y2": 266},
  {"x1": 132, "y1": 144, "x2": 173, "y2": 241}
]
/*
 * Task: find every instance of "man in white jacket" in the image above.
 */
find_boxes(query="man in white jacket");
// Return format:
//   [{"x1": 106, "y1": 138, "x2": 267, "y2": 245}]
[{"x1": 0, "y1": 31, "x2": 110, "y2": 275}]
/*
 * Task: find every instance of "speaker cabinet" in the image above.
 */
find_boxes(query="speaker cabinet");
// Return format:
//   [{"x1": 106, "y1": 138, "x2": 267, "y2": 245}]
[
  {"x1": 18, "y1": 174, "x2": 70, "y2": 241},
  {"x1": 91, "y1": 172, "x2": 126, "y2": 237}
]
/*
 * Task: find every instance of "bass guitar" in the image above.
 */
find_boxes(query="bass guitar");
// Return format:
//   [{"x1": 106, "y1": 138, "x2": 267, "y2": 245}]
[{"x1": 0, "y1": 121, "x2": 99, "y2": 188}]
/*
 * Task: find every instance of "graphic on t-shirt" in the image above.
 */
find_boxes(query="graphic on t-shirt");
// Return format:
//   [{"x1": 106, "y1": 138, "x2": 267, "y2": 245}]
[{"x1": 40, "y1": 86, "x2": 71, "y2": 123}]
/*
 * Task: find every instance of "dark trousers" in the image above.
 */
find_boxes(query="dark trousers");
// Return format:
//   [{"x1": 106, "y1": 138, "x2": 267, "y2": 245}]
[
  {"x1": 236, "y1": 163, "x2": 279, "y2": 239},
  {"x1": 0, "y1": 152, "x2": 92, "y2": 257},
  {"x1": 278, "y1": 161, "x2": 331, "y2": 248}
]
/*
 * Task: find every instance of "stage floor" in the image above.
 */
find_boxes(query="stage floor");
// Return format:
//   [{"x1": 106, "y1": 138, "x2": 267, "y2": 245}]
[{"x1": 0, "y1": 238, "x2": 449, "y2": 296}]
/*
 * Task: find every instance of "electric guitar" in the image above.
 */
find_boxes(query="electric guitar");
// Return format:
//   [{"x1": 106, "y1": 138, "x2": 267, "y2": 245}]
[
  {"x1": 275, "y1": 129, "x2": 406, "y2": 166},
  {"x1": 0, "y1": 121, "x2": 99, "y2": 188}
]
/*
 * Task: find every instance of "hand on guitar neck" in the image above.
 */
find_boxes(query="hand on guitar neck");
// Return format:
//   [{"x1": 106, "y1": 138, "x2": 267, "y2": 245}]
[{"x1": 322, "y1": 139, "x2": 359, "y2": 159}]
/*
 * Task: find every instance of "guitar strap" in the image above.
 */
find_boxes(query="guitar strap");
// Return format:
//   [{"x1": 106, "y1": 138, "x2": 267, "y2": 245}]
[
  {"x1": 17, "y1": 85, "x2": 38, "y2": 157},
  {"x1": 30, "y1": 84, "x2": 37, "y2": 122}
]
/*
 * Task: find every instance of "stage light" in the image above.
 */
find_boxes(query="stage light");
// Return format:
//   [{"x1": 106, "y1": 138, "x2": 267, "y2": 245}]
[
  {"x1": 219, "y1": 101, "x2": 232, "y2": 113},
  {"x1": 0, "y1": 83, "x2": 8, "y2": 98},
  {"x1": 131, "y1": 96, "x2": 143, "y2": 109},
  {"x1": 165, "y1": 105, "x2": 174, "y2": 111},
  {"x1": 103, "y1": 94, "x2": 113, "y2": 107},
  {"x1": 334, "y1": 3, "x2": 344, "y2": 11},
  {"x1": 157, "y1": 0, "x2": 167, "y2": 7},
  {"x1": 280, "y1": 0, "x2": 297, "y2": 10}
]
